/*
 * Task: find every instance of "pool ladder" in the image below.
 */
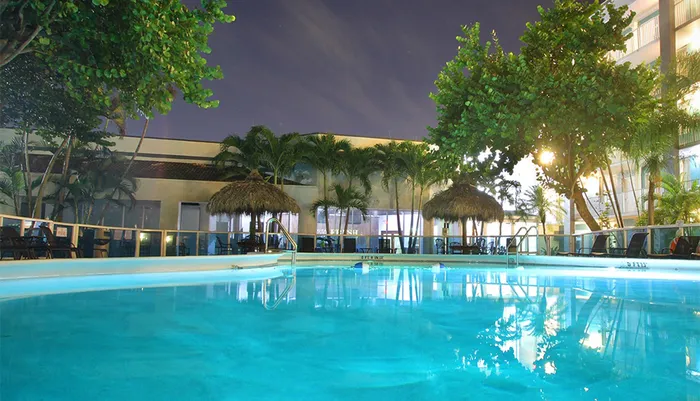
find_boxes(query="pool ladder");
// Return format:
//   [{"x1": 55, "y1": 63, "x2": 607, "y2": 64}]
[
  {"x1": 262, "y1": 269, "x2": 296, "y2": 310},
  {"x1": 263, "y1": 217, "x2": 297, "y2": 265},
  {"x1": 506, "y1": 226, "x2": 539, "y2": 268}
]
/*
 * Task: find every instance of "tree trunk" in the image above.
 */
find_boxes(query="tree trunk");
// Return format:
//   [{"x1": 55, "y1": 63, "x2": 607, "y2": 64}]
[
  {"x1": 32, "y1": 137, "x2": 69, "y2": 218},
  {"x1": 600, "y1": 168, "x2": 622, "y2": 227},
  {"x1": 414, "y1": 186, "x2": 425, "y2": 254},
  {"x1": 53, "y1": 136, "x2": 74, "y2": 221},
  {"x1": 337, "y1": 209, "x2": 343, "y2": 251},
  {"x1": 541, "y1": 220, "x2": 547, "y2": 236},
  {"x1": 96, "y1": 118, "x2": 149, "y2": 223},
  {"x1": 648, "y1": 176, "x2": 656, "y2": 226},
  {"x1": 408, "y1": 181, "x2": 416, "y2": 252},
  {"x1": 22, "y1": 130, "x2": 33, "y2": 216},
  {"x1": 572, "y1": 190, "x2": 602, "y2": 231},
  {"x1": 343, "y1": 208, "x2": 350, "y2": 235},
  {"x1": 322, "y1": 173, "x2": 331, "y2": 236},
  {"x1": 393, "y1": 178, "x2": 405, "y2": 253},
  {"x1": 625, "y1": 160, "x2": 641, "y2": 217},
  {"x1": 606, "y1": 162, "x2": 624, "y2": 228}
]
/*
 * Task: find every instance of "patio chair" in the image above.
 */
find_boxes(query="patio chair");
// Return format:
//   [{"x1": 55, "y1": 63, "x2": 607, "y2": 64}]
[
  {"x1": 434, "y1": 238, "x2": 446, "y2": 254},
  {"x1": 558, "y1": 234, "x2": 610, "y2": 257},
  {"x1": 26, "y1": 226, "x2": 82, "y2": 259},
  {"x1": 0, "y1": 226, "x2": 33, "y2": 260},
  {"x1": 300, "y1": 237, "x2": 316, "y2": 253},
  {"x1": 592, "y1": 233, "x2": 648, "y2": 258},
  {"x1": 649, "y1": 236, "x2": 694, "y2": 259},
  {"x1": 215, "y1": 237, "x2": 234, "y2": 255},
  {"x1": 377, "y1": 238, "x2": 394, "y2": 254},
  {"x1": 342, "y1": 237, "x2": 357, "y2": 253}
]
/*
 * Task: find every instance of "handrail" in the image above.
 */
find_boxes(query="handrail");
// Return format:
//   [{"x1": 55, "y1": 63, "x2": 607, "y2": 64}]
[
  {"x1": 262, "y1": 273, "x2": 296, "y2": 310},
  {"x1": 507, "y1": 226, "x2": 539, "y2": 268},
  {"x1": 264, "y1": 217, "x2": 297, "y2": 264}
]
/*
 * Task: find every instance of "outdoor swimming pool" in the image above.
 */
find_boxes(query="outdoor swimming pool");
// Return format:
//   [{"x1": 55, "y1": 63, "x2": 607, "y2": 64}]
[{"x1": 1, "y1": 264, "x2": 699, "y2": 400}]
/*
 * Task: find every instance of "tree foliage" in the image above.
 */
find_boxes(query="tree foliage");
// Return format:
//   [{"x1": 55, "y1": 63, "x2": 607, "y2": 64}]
[
  {"x1": 429, "y1": 0, "x2": 690, "y2": 231},
  {"x1": 1, "y1": 0, "x2": 235, "y2": 117}
]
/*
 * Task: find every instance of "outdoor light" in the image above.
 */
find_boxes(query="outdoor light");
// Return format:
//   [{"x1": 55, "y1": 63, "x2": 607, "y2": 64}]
[
  {"x1": 139, "y1": 233, "x2": 147, "y2": 241},
  {"x1": 166, "y1": 235, "x2": 173, "y2": 244},
  {"x1": 539, "y1": 150, "x2": 555, "y2": 165}
]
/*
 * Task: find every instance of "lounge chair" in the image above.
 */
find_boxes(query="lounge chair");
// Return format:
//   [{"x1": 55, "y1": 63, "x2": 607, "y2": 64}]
[
  {"x1": 0, "y1": 226, "x2": 33, "y2": 260},
  {"x1": 558, "y1": 234, "x2": 610, "y2": 257},
  {"x1": 592, "y1": 232, "x2": 648, "y2": 258},
  {"x1": 649, "y1": 236, "x2": 694, "y2": 259}
]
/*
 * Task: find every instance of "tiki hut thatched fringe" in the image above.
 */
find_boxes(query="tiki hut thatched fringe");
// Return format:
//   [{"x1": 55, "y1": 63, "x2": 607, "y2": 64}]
[
  {"x1": 422, "y1": 178, "x2": 504, "y2": 245},
  {"x1": 207, "y1": 170, "x2": 301, "y2": 238}
]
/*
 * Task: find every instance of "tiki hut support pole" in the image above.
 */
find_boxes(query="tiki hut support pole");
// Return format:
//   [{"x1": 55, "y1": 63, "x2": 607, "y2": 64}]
[{"x1": 461, "y1": 217, "x2": 468, "y2": 246}]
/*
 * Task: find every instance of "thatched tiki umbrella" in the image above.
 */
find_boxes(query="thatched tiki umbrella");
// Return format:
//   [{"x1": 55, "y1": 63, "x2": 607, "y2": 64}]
[
  {"x1": 422, "y1": 177, "x2": 504, "y2": 245},
  {"x1": 207, "y1": 170, "x2": 301, "y2": 240}
]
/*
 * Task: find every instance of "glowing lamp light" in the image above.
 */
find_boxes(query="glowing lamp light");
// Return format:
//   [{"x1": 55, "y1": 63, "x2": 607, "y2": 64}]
[
  {"x1": 539, "y1": 150, "x2": 556, "y2": 166},
  {"x1": 166, "y1": 235, "x2": 174, "y2": 244},
  {"x1": 139, "y1": 233, "x2": 147, "y2": 241}
]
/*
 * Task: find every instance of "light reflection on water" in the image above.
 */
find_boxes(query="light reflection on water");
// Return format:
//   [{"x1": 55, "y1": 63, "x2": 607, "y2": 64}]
[{"x1": 1, "y1": 267, "x2": 700, "y2": 401}]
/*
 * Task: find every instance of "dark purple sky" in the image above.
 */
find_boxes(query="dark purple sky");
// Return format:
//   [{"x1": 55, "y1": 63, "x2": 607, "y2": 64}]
[{"x1": 147, "y1": 0, "x2": 550, "y2": 142}]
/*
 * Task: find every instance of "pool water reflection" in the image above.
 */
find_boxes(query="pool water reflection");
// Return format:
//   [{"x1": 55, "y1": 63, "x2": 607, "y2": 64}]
[{"x1": 1, "y1": 267, "x2": 699, "y2": 400}]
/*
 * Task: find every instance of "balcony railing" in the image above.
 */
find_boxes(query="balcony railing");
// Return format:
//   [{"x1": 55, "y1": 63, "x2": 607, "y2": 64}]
[
  {"x1": 610, "y1": 0, "x2": 700, "y2": 62},
  {"x1": 610, "y1": 14, "x2": 660, "y2": 60},
  {"x1": 675, "y1": 0, "x2": 700, "y2": 27},
  {"x1": 680, "y1": 126, "x2": 700, "y2": 147}
]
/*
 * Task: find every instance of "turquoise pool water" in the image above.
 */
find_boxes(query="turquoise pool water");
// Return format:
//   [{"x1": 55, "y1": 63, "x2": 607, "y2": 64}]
[{"x1": 1, "y1": 266, "x2": 699, "y2": 400}]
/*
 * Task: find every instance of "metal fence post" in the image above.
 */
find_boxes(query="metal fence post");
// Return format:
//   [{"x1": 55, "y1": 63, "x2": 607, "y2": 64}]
[
  {"x1": 160, "y1": 230, "x2": 167, "y2": 257},
  {"x1": 195, "y1": 232, "x2": 200, "y2": 256},
  {"x1": 134, "y1": 230, "x2": 141, "y2": 257}
]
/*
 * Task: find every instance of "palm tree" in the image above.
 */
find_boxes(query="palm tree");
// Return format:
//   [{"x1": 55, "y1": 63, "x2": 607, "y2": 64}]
[
  {"x1": 303, "y1": 134, "x2": 351, "y2": 236},
  {"x1": 655, "y1": 173, "x2": 700, "y2": 224},
  {"x1": 49, "y1": 146, "x2": 138, "y2": 224},
  {"x1": 256, "y1": 128, "x2": 303, "y2": 190},
  {"x1": 520, "y1": 185, "x2": 564, "y2": 235},
  {"x1": 0, "y1": 138, "x2": 30, "y2": 215},
  {"x1": 311, "y1": 184, "x2": 368, "y2": 250},
  {"x1": 338, "y1": 147, "x2": 378, "y2": 234},
  {"x1": 399, "y1": 142, "x2": 444, "y2": 253},
  {"x1": 338, "y1": 147, "x2": 377, "y2": 195},
  {"x1": 214, "y1": 126, "x2": 266, "y2": 180},
  {"x1": 375, "y1": 141, "x2": 406, "y2": 253}
]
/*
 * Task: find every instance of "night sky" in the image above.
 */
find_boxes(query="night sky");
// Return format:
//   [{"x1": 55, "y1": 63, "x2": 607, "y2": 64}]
[{"x1": 147, "y1": 0, "x2": 550, "y2": 142}]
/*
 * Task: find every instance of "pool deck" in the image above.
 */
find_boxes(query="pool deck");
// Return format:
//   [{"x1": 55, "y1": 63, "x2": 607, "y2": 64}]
[
  {"x1": 0, "y1": 252, "x2": 283, "y2": 280},
  {"x1": 284, "y1": 253, "x2": 700, "y2": 272}
]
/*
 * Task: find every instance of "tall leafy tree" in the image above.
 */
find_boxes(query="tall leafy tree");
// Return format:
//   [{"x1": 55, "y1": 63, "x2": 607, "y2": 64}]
[
  {"x1": 2, "y1": 1, "x2": 235, "y2": 112},
  {"x1": 0, "y1": 54, "x2": 109, "y2": 217},
  {"x1": 303, "y1": 134, "x2": 351, "y2": 236},
  {"x1": 429, "y1": 1, "x2": 683, "y2": 231}
]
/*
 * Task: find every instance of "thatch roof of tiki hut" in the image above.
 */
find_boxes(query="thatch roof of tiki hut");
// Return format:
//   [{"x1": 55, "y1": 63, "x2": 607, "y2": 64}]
[
  {"x1": 422, "y1": 179, "x2": 504, "y2": 223},
  {"x1": 207, "y1": 170, "x2": 301, "y2": 216}
]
